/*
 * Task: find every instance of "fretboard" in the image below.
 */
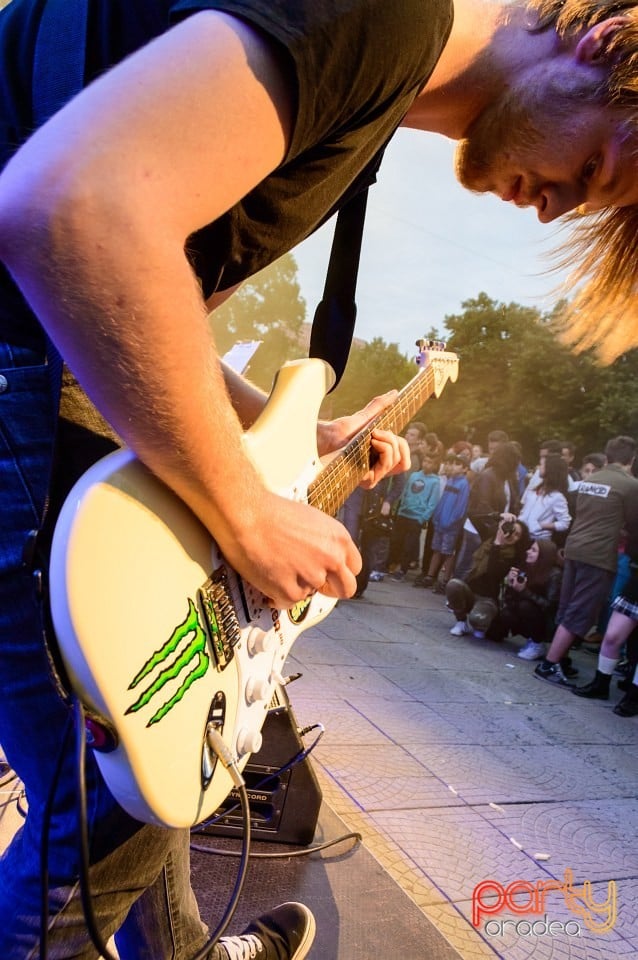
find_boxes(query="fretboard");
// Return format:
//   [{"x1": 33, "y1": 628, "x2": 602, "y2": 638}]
[{"x1": 307, "y1": 364, "x2": 436, "y2": 517}]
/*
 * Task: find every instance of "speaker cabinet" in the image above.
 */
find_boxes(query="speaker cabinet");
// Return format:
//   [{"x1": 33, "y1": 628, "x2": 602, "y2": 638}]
[{"x1": 199, "y1": 686, "x2": 322, "y2": 845}]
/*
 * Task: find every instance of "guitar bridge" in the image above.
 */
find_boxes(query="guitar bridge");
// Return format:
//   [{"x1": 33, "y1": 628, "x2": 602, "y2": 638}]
[{"x1": 199, "y1": 567, "x2": 241, "y2": 670}]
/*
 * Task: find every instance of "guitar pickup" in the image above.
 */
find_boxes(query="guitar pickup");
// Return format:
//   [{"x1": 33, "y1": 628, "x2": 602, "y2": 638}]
[{"x1": 199, "y1": 568, "x2": 241, "y2": 670}]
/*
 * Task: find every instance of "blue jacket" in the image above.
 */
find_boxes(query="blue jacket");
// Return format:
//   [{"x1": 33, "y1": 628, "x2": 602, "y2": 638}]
[{"x1": 432, "y1": 475, "x2": 470, "y2": 533}]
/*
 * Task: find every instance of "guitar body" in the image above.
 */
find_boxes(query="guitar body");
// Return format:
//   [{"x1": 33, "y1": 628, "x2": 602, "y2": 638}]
[
  {"x1": 50, "y1": 344, "x2": 459, "y2": 827},
  {"x1": 50, "y1": 359, "x2": 337, "y2": 827}
]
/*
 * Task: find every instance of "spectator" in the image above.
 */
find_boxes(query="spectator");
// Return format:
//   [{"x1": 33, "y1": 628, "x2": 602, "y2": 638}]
[
  {"x1": 420, "y1": 451, "x2": 471, "y2": 593},
  {"x1": 535, "y1": 436, "x2": 638, "y2": 688},
  {"x1": 414, "y1": 441, "x2": 460, "y2": 586},
  {"x1": 354, "y1": 473, "x2": 407, "y2": 596},
  {"x1": 511, "y1": 439, "x2": 529, "y2": 497},
  {"x1": 573, "y1": 516, "x2": 638, "y2": 713},
  {"x1": 404, "y1": 421, "x2": 428, "y2": 470},
  {"x1": 389, "y1": 453, "x2": 440, "y2": 581},
  {"x1": 561, "y1": 440, "x2": 582, "y2": 485},
  {"x1": 496, "y1": 538, "x2": 563, "y2": 660},
  {"x1": 578, "y1": 452, "x2": 607, "y2": 485},
  {"x1": 454, "y1": 440, "x2": 522, "y2": 581},
  {"x1": 424, "y1": 431, "x2": 445, "y2": 465},
  {"x1": 471, "y1": 429, "x2": 509, "y2": 473},
  {"x1": 445, "y1": 517, "x2": 530, "y2": 637},
  {"x1": 518, "y1": 452, "x2": 571, "y2": 545},
  {"x1": 386, "y1": 421, "x2": 428, "y2": 574}
]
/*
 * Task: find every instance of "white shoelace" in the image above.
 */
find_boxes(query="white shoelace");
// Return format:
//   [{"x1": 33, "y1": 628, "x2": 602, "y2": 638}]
[{"x1": 219, "y1": 932, "x2": 265, "y2": 960}]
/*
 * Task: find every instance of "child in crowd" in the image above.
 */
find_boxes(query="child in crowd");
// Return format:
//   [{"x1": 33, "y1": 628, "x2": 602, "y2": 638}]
[
  {"x1": 420, "y1": 452, "x2": 470, "y2": 593},
  {"x1": 389, "y1": 453, "x2": 441, "y2": 581}
]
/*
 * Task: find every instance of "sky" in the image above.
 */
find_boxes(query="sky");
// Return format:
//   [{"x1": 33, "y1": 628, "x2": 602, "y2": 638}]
[{"x1": 291, "y1": 128, "x2": 571, "y2": 362}]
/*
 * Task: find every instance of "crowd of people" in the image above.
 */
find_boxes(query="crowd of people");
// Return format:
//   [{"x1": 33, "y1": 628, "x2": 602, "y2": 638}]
[{"x1": 344, "y1": 427, "x2": 638, "y2": 719}]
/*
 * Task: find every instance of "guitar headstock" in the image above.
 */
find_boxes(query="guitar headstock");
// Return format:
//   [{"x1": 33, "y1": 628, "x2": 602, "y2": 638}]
[{"x1": 415, "y1": 339, "x2": 459, "y2": 398}]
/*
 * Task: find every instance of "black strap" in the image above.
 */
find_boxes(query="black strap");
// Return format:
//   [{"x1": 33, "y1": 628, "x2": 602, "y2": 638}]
[
  {"x1": 32, "y1": 0, "x2": 89, "y2": 408},
  {"x1": 309, "y1": 187, "x2": 369, "y2": 391},
  {"x1": 33, "y1": 0, "x2": 89, "y2": 126}
]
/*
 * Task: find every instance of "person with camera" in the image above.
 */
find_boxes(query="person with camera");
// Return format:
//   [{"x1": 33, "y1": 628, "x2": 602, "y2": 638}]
[
  {"x1": 493, "y1": 538, "x2": 564, "y2": 660},
  {"x1": 445, "y1": 517, "x2": 529, "y2": 637},
  {"x1": 453, "y1": 441, "x2": 522, "y2": 582}
]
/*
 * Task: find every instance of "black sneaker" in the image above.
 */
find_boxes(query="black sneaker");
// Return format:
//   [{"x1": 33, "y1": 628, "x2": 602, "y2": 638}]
[
  {"x1": 560, "y1": 656, "x2": 579, "y2": 679},
  {"x1": 534, "y1": 661, "x2": 576, "y2": 689},
  {"x1": 613, "y1": 688, "x2": 638, "y2": 718},
  {"x1": 217, "y1": 903, "x2": 315, "y2": 960}
]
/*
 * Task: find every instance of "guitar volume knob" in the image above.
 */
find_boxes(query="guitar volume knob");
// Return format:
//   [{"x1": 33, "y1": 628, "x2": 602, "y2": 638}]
[
  {"x1": 247, "y1": 628, "x2": 274, "y2": 655},
  {"x1": 236, "y1": 728, "x2": 263, "y2": 757},
  {"x1": 245, "y1": 677, "x2": 270, "y2": 703}
]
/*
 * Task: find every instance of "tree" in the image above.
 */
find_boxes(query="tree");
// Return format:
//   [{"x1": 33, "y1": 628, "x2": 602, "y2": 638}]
[
  {"x1": 209, "y1": 253, "x2": 306, "y2": 391},
  {"x1": 420, "y1": 292, "x2": 638, "y2": 460},
  {"x1": 322, "y1": 336, "x2": 417, "y2": 420}
]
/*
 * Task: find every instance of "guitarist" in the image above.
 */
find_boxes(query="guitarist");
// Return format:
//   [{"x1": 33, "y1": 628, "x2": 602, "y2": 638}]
[{"x1": 1, "y1": 0, "x2": 635, "y2": 957}]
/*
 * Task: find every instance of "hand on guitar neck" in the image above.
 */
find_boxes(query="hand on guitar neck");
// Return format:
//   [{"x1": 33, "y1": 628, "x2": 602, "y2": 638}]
[{"x1": 216, "y1": 382, "x2": 411, "y2": 609}]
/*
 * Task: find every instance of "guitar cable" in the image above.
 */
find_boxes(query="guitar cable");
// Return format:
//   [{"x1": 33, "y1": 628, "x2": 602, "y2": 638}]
[
  {"x1": 69, "y1": 701, "x2": 256, "y2": 960},
  {"x1": 191, "y1": 722, "x2": 325, "y2": 833},
  {"x1": 40, "y1": 709, "x2": 75, "y2": 960},
  {"x1": 190, "y1": 722, "x2": 363, "y2": 861}
]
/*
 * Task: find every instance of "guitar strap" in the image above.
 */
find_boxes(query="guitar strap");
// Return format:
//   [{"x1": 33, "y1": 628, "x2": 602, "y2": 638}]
[
  {"x1": 309, "y1": 146, "x2": 387, "y2": 390},
  {"x1": 32, "y1": 0, "x2": 89, "y2": 416}
]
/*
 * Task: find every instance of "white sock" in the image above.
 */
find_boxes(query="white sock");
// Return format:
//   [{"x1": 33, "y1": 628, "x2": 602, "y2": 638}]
[{"x1": 598, "y1": 654, "x2": 618, "y2": 676}]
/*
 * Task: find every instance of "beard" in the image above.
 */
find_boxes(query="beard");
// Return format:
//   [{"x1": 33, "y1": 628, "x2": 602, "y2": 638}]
[{"x1": 454, "y1": 64, "x2": 608, "y2": 194}]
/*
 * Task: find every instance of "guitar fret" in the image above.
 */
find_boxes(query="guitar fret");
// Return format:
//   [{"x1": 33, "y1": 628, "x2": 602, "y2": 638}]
[{"x1": 308, "y1": 364, "x2": 439, "y2": 515}]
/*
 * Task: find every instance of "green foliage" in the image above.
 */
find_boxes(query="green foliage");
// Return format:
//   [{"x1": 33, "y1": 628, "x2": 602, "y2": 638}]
[
  {"x1": 423, "y1": 292, "x2": 638, "y2": 462},
  {"x1": 321, "y1": 337, "x2": 416, "y2": 419},
  {"x1": 210, "y1": 253, "x2": 306, "y2": 391},
  {"x1": 210, "y1": 254, "x2": 638, "y2": 464}
]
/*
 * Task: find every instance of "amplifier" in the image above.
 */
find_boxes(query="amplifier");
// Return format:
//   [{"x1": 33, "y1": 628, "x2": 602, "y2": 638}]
[{"x1": 198, "y1": 685, "x2": 322, "y2": 845}]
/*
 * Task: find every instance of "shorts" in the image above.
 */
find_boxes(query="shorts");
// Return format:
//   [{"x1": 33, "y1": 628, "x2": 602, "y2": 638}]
[
  {"x1": 431, "y1": 527, "x2": 459, "y2": 556},
  {"x1": 557, "y1": 558, "x2": 615, "y2": 638}
]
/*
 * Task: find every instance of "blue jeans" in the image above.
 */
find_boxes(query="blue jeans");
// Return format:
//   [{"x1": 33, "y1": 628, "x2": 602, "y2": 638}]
[{"x1": 0, "y1": 345, "x2": 209, "y2": 958}]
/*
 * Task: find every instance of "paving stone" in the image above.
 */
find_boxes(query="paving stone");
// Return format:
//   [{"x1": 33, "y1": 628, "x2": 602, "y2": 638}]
[
  {"x1": 312, "y1": 744, "x2": 464, "y2": 811},
  {"x1": 478, "y1": 798, "x2": 638, "y2": 882},
  {"x1": 283, "y1": 582, "x2": 638, "y2": 959}
]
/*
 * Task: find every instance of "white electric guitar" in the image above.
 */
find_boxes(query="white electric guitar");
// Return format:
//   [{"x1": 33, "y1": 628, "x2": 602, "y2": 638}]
[{"x1": 50, "y1": 341, "x2": 458, "y2": 827}]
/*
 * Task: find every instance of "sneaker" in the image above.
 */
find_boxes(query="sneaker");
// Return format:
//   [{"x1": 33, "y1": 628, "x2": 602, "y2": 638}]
[
  {"x1": 534, "y1": 660, "x2": 576, "y2": 689},
  {"x1": 432, "y1": 580, "x2": 446, "y2": 594},
  {"x1": 217, "y1": 902, "x2": 316, "y2": 960},
  {"x1": 613, "y1": 691, "x2": 638, "y2": 717},
  {"x1": 450, "y1": 620, "x2": 471, "y2": 637},
  {"x1": 572, "y1": 671, "x2": 610, "y2": 700},
  {"x1": 517, "y1": 640, "x2": 545, "y2": 661},
  {"x1": 368, "y1": 570, "x2": 384, "y2": 582},
  {"x1": 391, "y1": 571, "x2": 405, "y2": 582},
  {"x1": 560, "y1": 656, "x2": 579, "y2": 679},
  {"x1": 413, "y1": 575, "x2": 427, "y2": 587}
]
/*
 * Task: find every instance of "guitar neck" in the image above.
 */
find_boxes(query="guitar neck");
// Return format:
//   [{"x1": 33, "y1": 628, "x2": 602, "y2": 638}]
[{"x1": 307, "y1": 364, "x2": 436, "y2": 517}]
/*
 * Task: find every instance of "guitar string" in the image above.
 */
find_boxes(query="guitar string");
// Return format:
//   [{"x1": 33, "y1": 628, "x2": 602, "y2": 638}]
[{"x1": 307, "y1": 363, "x2": 441, "y2": 515}]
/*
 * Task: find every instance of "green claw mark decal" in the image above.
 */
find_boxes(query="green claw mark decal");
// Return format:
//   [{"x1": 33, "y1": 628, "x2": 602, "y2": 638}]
[{"x1": 126, "y1": 598, "x2": 210, "y2": 726}]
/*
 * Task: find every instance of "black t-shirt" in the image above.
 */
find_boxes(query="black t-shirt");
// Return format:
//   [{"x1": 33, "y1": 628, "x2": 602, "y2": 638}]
[{"x1": 1, "y1": 0, "x2": 453, "y2": 345}]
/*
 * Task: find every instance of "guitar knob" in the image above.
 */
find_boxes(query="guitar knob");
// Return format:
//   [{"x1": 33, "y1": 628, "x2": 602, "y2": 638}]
[
  {"x1": 236, "y1": 728, "x2": 263, "y2": 757},
  {"x1": 245, "y1": 678, "x2": 270, "y2": 704},
  {"x1": 247, "y1": 628, "x2": 274, "y2": 655}
]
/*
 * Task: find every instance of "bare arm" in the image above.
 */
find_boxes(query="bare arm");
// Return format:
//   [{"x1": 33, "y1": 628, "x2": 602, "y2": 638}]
[{"x1": 0, "y1": 12, "x2": 404, "y2": 604}]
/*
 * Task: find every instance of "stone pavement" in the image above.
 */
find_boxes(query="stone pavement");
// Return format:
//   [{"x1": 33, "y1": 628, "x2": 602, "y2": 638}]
[
  {"x1": 285, "y1": 573, "x2": 638, "y2": 960},
  {"x1": 1, "y1": 573, "x2": 636, "y2": 959}
]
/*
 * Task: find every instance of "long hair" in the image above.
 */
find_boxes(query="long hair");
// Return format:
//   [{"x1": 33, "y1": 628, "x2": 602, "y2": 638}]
[
  {"x1": 525, "y1": 0, "x2": 638, "y2": 361},
  {"x1": 525, "y1": 537, "x2": 560, "y2": 588},
  {"x1": 539, "y1": 453, "x2": 570, "y2": 495}
]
